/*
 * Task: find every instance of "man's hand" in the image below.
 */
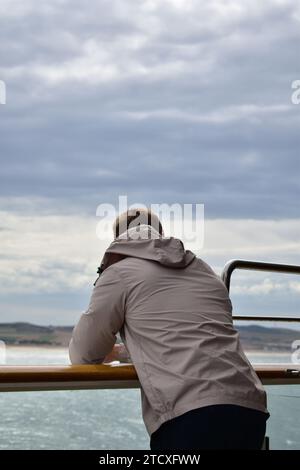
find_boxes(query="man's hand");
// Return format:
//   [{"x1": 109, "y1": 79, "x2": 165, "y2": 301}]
[{"x1": 103, "y1": 343, "x2": 132, "y2": 363}]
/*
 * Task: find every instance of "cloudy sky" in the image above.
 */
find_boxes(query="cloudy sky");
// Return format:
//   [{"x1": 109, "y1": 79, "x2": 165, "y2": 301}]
[{"x1": 0, "y1": 0, "x2": 300, "y2": 324}]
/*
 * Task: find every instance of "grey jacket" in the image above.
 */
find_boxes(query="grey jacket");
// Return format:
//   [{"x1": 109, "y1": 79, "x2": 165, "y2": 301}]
[{"x1": 69, "y1": 225, "x2": 269, "y2": 436}]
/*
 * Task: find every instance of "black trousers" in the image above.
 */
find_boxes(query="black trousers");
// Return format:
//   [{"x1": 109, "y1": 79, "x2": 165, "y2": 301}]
[{"x1": 150, "y1": 404, "x2": 269, "y2": 450}]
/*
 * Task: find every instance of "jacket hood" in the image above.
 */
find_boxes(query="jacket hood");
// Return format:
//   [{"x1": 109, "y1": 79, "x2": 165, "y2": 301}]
[{"x1": 97, "y1": 224, "x2": 196, "y2": 274}]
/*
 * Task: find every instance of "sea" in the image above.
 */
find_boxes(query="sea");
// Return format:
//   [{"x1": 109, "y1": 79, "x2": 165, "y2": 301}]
[{"x1": 0, "y1": 347, "x2": 299, "y2": 450}]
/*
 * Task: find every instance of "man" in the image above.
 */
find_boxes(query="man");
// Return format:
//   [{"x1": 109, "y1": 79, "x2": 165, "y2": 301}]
[{"x1": 69, "y1": 208, "x2": 269, "y2": 450}]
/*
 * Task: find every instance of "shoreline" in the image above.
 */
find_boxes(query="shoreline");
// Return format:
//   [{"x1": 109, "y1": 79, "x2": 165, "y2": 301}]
[{"x1": 4, "y1": 344, "x2": 293, "y2": 356}]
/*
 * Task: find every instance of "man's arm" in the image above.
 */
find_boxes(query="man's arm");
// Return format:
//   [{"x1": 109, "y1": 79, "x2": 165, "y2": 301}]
[{"x1": 69, "y1": 266, "x2": 126, "y2": 364}]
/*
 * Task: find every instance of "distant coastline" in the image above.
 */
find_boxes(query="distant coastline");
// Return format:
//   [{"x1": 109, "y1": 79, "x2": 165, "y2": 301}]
[
  {"x1": 0, "y1": 322, "x2": 299, "y2": 352},
  {"x1": 0, "y1": 323, "x2": 73, "y2": 347}
]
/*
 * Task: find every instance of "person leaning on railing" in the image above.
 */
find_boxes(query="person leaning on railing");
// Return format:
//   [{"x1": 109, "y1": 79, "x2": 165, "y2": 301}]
[{"x1": 69, "y1": 208, "x2": 270, "y2": 450}]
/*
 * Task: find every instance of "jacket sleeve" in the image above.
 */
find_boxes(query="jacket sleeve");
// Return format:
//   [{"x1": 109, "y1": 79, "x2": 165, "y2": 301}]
[{"x1": 69, "y1": 266, "x2": 126, "y2": 364}]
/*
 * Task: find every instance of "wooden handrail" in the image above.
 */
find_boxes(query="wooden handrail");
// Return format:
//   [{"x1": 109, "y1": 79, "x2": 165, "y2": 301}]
[
  {"x1": 0, "y1": 364, "x2": 299, "y2": 392},
  {"x1": 0, "y1": 364, "x2": 138, "y2": 383},
  {"x1": 0, "y1": 364, "x2": 139, "y2": 392}
]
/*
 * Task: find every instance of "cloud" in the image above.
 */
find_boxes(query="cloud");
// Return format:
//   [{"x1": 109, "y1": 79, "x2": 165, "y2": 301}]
[
  {"x1": 0, "y1": 207, "x2": 299, "y2": 323},
  {"x1": 0, "y1": 210, "x2": 103, "y2": 294},
  {"x1": 231, "y1": 278, "x2": 300, "y2": 295},
  {"x1": 0, "y1": 209, "x2": 299, "y2": 292},
  {"x1": 0, "y1": 0, "x2": 299, "y2": 218},
  {"x1": 0, "y1": 1, "x2": 300, "y2": 323}
]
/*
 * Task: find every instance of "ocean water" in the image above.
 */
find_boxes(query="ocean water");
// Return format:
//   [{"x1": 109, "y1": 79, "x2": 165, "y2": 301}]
[{"x1": 0, "y1": 347, "x2": 299, "y2": 450}]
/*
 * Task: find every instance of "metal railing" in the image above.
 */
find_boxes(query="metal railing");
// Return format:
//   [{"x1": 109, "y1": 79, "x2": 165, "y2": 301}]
[
  {"x1": 0, "y1": 363, "x2": 299, "y2": 392},
  {"x1": 0, "y1": 259, "x2": 299, "y2": 390},
  {"x1": 221, "y1": 259, "x2": 300, "y2": 323}
]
